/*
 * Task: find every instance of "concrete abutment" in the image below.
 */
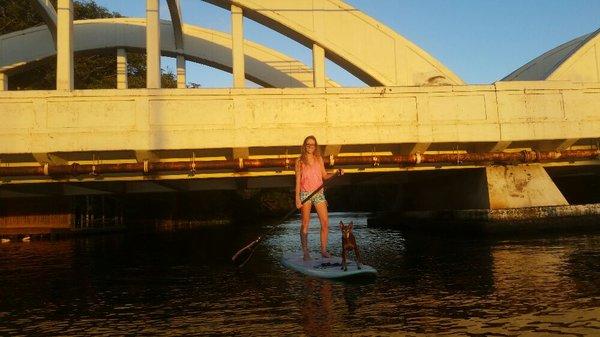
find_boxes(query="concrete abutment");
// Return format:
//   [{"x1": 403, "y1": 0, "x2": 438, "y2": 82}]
[
  {"x1": 368, "y1": 165, "x2": 599, "y2": 234},
  {"x1": 485, "y1": 165, "x2": 568, "y2": 209}
]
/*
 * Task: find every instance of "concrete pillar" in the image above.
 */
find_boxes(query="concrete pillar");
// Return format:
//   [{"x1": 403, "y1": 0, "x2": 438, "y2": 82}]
[
  {"x1": 231, "y1": 4, "x2": 245, "y2": 88},
  {"x1": 485, "y1": 165, "x2": 568, "y2": 209},
  {"x1": 146, "y1": 0, "x2": 161, "y2": 89},
  {"x1": 117, "y1": 48, "x2": 128, "y2": 89},
  {"x1": 177, "y1": 54, "x2": 186, "y2": 88},
  {"x1": 56, "y1": 0, "x2": 74, "y2": 91},
  {"x1": 312, "y1": 44, "x2": 326, "y2": 88},
  {"x1": 0, "y1": 73, "x2": 7, "y2": 91}
]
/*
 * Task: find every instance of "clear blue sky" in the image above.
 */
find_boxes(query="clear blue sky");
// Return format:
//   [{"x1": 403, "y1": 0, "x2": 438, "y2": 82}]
[{"x1": 92, "y1": 0, "x2": 600, "y2": 87}]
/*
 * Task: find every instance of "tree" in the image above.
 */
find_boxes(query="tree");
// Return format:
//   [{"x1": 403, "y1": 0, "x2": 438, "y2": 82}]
[{"x1": 0, "y1": 0, "x2": 177, "y2": 89}]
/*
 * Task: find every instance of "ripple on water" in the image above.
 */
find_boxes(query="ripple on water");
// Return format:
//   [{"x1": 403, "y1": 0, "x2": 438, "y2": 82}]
[{"x1": 1, "y1": 214, "x2": 599, "y2": 336}]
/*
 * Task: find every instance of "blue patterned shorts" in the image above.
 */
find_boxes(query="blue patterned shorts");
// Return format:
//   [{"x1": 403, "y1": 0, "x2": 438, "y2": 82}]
[{"x1": 300, "y1": 191, "x2": 327, "y2": 205}]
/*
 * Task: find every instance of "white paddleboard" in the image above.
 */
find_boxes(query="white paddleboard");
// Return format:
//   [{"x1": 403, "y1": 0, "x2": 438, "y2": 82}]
[{"x1": 281, "y1": 252, "x2": 377, "y2": 279}]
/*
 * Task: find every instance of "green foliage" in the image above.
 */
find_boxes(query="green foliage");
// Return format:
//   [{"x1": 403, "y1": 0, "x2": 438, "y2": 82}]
[
  {"x1": 0, "y1": 0, "x2": 44, "y2": 34},
  {"x1": 1, "y1": 0, "x2": 177, "y2": 90}
]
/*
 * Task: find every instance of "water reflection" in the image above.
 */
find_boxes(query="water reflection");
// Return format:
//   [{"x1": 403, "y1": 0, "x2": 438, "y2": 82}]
[
  {"x1": 0, "y1": 213, "x2": 599, "y2": 336},
  {"x1": 300, "y1": 279, "x2": 334, "y2": 336},
  {"x1": 399, "y1": 234, "x2": 495, "y2": 296}
]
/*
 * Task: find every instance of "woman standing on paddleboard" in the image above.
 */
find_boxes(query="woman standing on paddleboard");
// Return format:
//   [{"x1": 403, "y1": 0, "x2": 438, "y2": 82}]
[{"x1": 295, "y1": 135, "x2": 342, "y2": 261}]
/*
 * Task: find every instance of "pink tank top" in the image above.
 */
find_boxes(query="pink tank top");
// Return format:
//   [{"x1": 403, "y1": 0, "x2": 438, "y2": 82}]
[{"x1": 300, "y1": 160, "x2": 323, "y2": 192}]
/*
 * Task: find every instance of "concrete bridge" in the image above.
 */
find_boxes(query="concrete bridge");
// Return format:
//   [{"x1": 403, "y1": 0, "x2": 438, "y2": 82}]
[{"x1": 0, "y1": 0, "x2": 599, "y2": 234}]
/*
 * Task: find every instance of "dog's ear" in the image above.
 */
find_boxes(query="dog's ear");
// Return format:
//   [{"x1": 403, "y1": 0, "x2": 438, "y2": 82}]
[{"x1": 339, "y1": 221, "x2": 344, "y2": 230}]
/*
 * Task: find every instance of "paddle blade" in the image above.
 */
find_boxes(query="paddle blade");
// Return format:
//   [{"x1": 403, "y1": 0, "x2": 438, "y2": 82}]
[{"x1": 231, "y1": 236, "x2": 262, "y2": 268}]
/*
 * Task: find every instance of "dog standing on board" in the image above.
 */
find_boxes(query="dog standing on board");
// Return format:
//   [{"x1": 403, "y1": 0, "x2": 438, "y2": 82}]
[{"x1": 339, "y1": 221, "x2": 362, "y2": 271}]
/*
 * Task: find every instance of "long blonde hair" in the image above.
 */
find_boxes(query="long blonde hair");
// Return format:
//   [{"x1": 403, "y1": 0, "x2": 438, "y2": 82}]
[{"x1": 300, "y1": 135, "x2": 321, "y2": 165}]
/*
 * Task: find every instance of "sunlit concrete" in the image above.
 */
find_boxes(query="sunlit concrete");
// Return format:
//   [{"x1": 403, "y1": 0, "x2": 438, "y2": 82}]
[
  {"x1": 504, "y1": 29, "x2": 600, "y2": 82},
  {"x1": 56, "y1": 0, "x2": 73, "y2": 91},
  {"x1": 204, "y1": 0, "x2": 464, "y2": 86},
  {"x1": 116, "y1": 48, "x2": 128, "y2": 89},
  {"x1": 0, "y1": 73, "x2": 6, "y2": 91},
  {"x1": 146, "y1": 0, "x2": 161, "y2": 88},
  {"x1": 0, "y1": 81, "x2": 597, "y2": 155},
  {"x1": 486, "y1": 165, "x2": 568, "y2": 209},
  {"x1": 176, "y1": 54, "x2": 186, "y2": 88},
  {"x1": 312, "y1": 44, "x2": 325, "y2": 88},
  {"x1": 231, "y1": 4, "x2": 245, "y2": 88}
]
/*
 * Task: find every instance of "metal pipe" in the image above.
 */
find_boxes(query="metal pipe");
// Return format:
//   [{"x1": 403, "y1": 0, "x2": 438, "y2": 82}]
[{"x1": 0, "y1": 149, "x2": 597, "y2": 178}]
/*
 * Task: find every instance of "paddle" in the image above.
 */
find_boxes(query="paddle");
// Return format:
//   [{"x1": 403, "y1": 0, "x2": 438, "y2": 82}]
[{"x1": 231, "y1": 169, "x2": 342, "y2": 268}]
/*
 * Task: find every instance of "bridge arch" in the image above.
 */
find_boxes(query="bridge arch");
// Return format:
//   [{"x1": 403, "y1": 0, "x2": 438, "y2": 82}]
[
  {"x1": 204, "y1": 0, "x2": 464, "y2": 86},
  {"x1": 0, "y1": 18, "x2": 339, "y2": 88},
  {"x1": 503, "y1": 28, "x2": 600, "y2": 82}
]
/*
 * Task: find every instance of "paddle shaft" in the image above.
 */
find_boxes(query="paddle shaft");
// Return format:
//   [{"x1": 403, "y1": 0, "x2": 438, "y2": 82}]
[{"x1": 232, "y1": 170, "x2": 341, "y2": 266}]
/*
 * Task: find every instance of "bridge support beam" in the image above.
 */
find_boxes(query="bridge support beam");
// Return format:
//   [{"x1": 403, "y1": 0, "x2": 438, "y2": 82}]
[
  {"x1": 534, "y1": 139, "x2": 579, "y2": 152},
  {"x1": 485, "y1": 165, "x2": 568, "y2": 209},
  {"x1": 231, "y1": 147, "x2": 250, "y2": 160},
  {"x1": 117, "y1": 48, "x2": 128, "y2": 89},
  {"x1": 146, "y1": 0, "x2": 161, "y2": 89},
  {"x1": 323, "y1": 145, "x2": 341, "y2": 156},
  {"x1": 312, "y1": 44, "x2": 326, "y2": 88},
  {"x1": 56, "y1": 0, "x2": 74, "y2": 91},
  {"x1": 177, "y1": 54, "x2": 186, "y2": 88},
  {"x1": 33, "y1": 153, "x2": 68, "y2": 165},
  {"x1": 0, "y1": 72, "x2": 6, "y2": 91},
  {"x1": 396, "y1": 143, "x2": 431, "y2": 155},
  {"x1": 166, "y1": 0, "x2": 186, "y2": 88},
  {"x1": 231, "y1": 4, "x2": 245, "y2": 88},
  {"x1": 472, "y1": 141, "x2": 511, "y2": 153},
  {"x1": 134, "y1": 150, "x2": 160, "y2": 163}
]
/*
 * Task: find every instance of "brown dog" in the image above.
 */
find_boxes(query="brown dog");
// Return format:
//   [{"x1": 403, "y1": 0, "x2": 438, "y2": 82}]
[{"x1": 339, "y1": 221, "x2": 362, "y2": 271}]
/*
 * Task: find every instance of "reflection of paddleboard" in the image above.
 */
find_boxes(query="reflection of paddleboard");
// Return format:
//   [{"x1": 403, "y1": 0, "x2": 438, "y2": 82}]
[{"x1": 281, "y1": 252, "x2": 377, "y2": 279}]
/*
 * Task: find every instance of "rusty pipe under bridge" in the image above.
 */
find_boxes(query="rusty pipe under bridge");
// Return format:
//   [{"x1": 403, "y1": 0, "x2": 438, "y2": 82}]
[{"x1": 0, "y1": 149, "x2": 598, "y2": 179}]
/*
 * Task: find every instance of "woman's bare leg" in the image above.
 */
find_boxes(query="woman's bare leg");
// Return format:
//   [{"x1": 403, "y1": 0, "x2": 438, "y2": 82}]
[
  {"x1": 315, "y1": 202, "x2": 330, "y2": 258},
  {"x1": 300, "y1": 201, "x2": 312, "y2": 260}
]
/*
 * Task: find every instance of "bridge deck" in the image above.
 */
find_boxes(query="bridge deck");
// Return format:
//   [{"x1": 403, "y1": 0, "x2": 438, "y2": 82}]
[{"x1": 0, "y1": 81, "x2": 599, "y2": 186}]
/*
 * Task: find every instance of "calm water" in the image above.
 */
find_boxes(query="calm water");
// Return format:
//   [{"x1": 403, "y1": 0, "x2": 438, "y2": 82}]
[{"x1": 1, "y1": 212, "x2": 599, "y2": 336}]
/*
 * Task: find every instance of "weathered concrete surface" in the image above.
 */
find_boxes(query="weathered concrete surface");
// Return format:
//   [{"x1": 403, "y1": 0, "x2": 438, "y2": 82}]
[
  {"x1": 368, "y1": 203, "x2": 600, "y2": 235},
  {"x1": 485, "y1": 165, "x2": 568, "y2": 209},
  {"x1": 0, "y1": 82, "x2": 598, "y2": 155}
]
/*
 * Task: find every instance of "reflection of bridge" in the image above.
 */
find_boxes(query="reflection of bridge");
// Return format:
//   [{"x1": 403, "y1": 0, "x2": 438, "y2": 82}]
[{"x1": 0, "y1": 0, "x2": 599, "y2": 233}]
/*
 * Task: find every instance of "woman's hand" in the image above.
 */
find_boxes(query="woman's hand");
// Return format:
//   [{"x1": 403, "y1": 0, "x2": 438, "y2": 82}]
[{"x1": 296, "y1": 195, "x2": 302, "y2": 209}]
